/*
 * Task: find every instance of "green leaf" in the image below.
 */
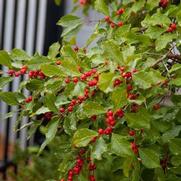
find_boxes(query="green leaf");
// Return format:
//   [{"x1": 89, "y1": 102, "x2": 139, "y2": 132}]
[
  {"x1": 98, "y1": 72, "x2": 115, "y2": 93},
  {"x1": 0, "y1": 50, "x2": 12, "y2": 68},
  {"x1": 169, "y1": 64, "x2": 181, "y2": 73},
  {"x1": 0, "y1": 92, "x2": 20, "y2": 105},
  {"x1": 94, "y1": 0, "x2": 109, "y2": 15},
  {"x1": 170, "y1": 78, "x2": 181, "y2": 86},
  {"x1": 125, "y1": 108, "x2": 151, "y2": 129},
  {"x1": 123, "y1": 157, "x2": 133, "y2": 177},
  {"x1": 146, "y1": 0, "x2": 159, "y2": 10},
  {"x1": 44, "y1": 93, "x2": 58, "y2": 113},
  {"x1": 63, "y1": 114, "x2": 77, "y2": 135},
  {"x1": 155, "y1": 34, "x2": 177, "y2": 52},
  {"x1": 102, "y1": 40, "x2": 123, "y2": 64},
  {"x1": 169, "y1": 138, "x2": 181, "y2": 155},
  {"x1": 72, "y1": 82, "x2": 86, "y2": 97},
  {"x1": 82, "y1": 101, "x2": 106, "y2": 117},
  {"x1": 41, "y1": 64, "x2": 64, "y2": 77},
  {"x1": 139, "y1": 148, "x2": 160, "y2": 168},
  {"x1": 111, "y1": 133, "x2": 133, "y2": 157},
  {"x1": 0, "y1": 77, "x2": 13, "y2": 90},
  {"x1": 72, "y1": 128, "x2": 98, "y2": 147},
  {"x1": 48, "y1": 42, "x2": 60, "y2": 59},
  {"x1": 39, "y1": 117, "x2": 59, "y2": 154},
  {"x1": 54, "y1": 0, "x2": 61, "y2": 6},
  {"x1": 92, "y1": 137, "x2": 107, "y2": 160},
  {"x1": 131, "y1": 0, "x2": 145, "y2": 12},
  {"x1": 145, "y1": 26, "x2": 166, "y2": 39},
  {"x1": 133, "y1": 70, "x2": 165, "y2": 89},
  {"x1": 57, "y1": 15, "x2": 82, "y2": 38},
  {"x1": 162, "y1": 126, "x2": 181, "y2": 143},
  {"x1": 10, "y1": 48, "x2": 30, "y2": 61},
  {"x1": 26, "y1": 79, "x2": 44, "y2": 91},
  {"x1": 111, "y1": 86, "x2": 128, "y2": 109},
  {"x1": 35, "y1": 107, "x2": 50, "y2": 115}
]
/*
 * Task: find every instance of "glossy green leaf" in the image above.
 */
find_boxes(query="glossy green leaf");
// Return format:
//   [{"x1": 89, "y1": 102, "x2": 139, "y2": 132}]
[
  {"x1": 92, "y1": 137, "x2": 107, "y2": 160},
  {"x1": 41, "y1": 64, "x2": 64, "y2": 77},
  {"x1": 111, "y1": 133, "x2": 133, "y2": 157},
  {"x1": 139, "y1": 148, "x2": 160, "y2": 169},
  {"x1": 125, "y1": 108, "x2": 151, "y2": 129},
  {"x1": 0, "y1": 77, "x2": 13, "y2": 90},
  {"x1": 44, "y1": 93, "x2": 58, "y2": 113},
  {"x1": 0, "y1": 50, "x2": 12, "y2": 68},
  {"x1": 72, "y1": 128, "x2": 98, "y2": 147},
  {"x1": 0, "y1": 92, "x2": 20, "y2": 105},
  {"x1": 48, "y1": 42, "x2": 60, "y2": 59},
  {"x1": 95, "y1": 0, "x2": 109, "y2": 15},
  {"x1": 98, "y1": 72, "x2": 115, "y2": 93}
]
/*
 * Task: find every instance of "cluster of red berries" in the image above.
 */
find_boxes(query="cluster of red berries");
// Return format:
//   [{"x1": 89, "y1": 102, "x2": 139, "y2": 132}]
[
  {"x1": 25, "y1": 96, "x2": 33, "y2": 103},
  {"x1": 61, "y1": 149, "x2": 86, "y2": 181},
  {"x1": 65, "y1": 68, "x2": 98, "y2": 88},
  {"x1": 167, "y1": 23, "x2": 177, "y2": 33},
  {"x1": 59, "y1": 88, "x2": 92, "y2": 114},
  {"x1": 8, "y1": 65, "x2": 28, "y2": 77},
  {"x1": 130, "y1": 142, "x2": 139, "y2": 154},
  {"x1": 98, "y1": 109, "x2": 124, "y2": 136},
  {"x1": 159, "y1": 0, "x2": 169, "y2": 8},
  {"x1": 105, "y1": 16, "x2": 124, "y2": 28},
  {"x1": 28, "y1": 70, "x2": 46, "y2": 79},
  {"x1": 113, "y1": 78, "x2": 123, "y2": 87}
]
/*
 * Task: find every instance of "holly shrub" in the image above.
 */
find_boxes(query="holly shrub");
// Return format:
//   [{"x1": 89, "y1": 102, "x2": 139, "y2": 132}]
[{"x1": 1, "y1": 0, "x2": 181, "y2": 180}]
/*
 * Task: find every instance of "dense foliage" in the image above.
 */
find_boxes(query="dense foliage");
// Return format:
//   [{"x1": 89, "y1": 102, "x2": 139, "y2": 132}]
[{"x1": 1, "y1": 0, "x2": 181, "y2": 180}]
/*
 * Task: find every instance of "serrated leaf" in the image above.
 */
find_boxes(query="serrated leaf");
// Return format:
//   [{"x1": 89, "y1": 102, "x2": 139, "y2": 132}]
[
  {"x1": 170, "y1": 78, "x2": 181, "y2": 86},
  {"x1": 111, "y1": 133, "x2": 133, "y2": 157},
  {"x1": 155, "y1": 34, "x2": 177, "y2": 52},
  {"x1": 44, "y1": 93, "x2": 58, "y2": 113},
  {"x1": 0, "y1": 77, "x2": 13, "y2": 90},
  {"x1": 98, "y1": 72, "x2": 115, "y2": 93},
  {"x1": 41, "y1": 64, "x2": 64, "y2": 77},
  {"x1": 111, "y1": 86, "x2": 128, "y2": 109},
  {"x1": 10, "y1": 48, "x2": 30, "y2": 61},
  {"x1": 139, "y1": 148, "x2": 160, "y2": 168},
  {"x1": 95, "y1": 0, "x2": 109, "y2": 15},
  {"x1": 82, "y1": 101, "x2": 106, "y2": 117},
  {"x1": 0, "y1": 92, "x2": 21, "y2": 105},
  {"x1": 125, "y1": 108, "x2": 151, "y2": 129},
  {"x1": 48, "y1": 42, "x2": 60, "y2": 59},
  {"x1": 72, "y1": 128, "x2": 98, "y2": 147},
  {"x1": 0, "y1": 50, "x2": 12, "y2": 68},
  {"x1": 92, "y1": 137, "x2": 107, "y2": 160},
  {"x1": 38, "y1": 117, "x2": 59, "y2": 154},
  {"x1": 133, "y1": 70, "x2": 165, "y2": 89},
  {"x1": 102, "y1": 40, "x2": 123, "y2": 64},
  {"x1": 35, "y1": 107, "x2": 50, "y2": 115},
  {"x1": 169, "y1": 138, "x2": 181, "y2": 155}
]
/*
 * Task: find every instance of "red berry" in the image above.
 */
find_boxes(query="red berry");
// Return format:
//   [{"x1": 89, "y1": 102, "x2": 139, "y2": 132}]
[
  {"x1": 116, "y1": 8, "x2": 125, "y2": 15},
  {"x1": 88, "y1": 79, "x2": 97, "y2": 87},
  {"x1": 28, "y1": 71, "x2": 34, "y2": 78},
  {"x1": 106, "y1": 110, "x2": 113, "y2": 117},
  {"x1": 68, "y1": 106, "x2": 73, "y2": 112},
  {"x1": 89, "y1": 175, "x2": 96, "y2": 181},
  {"x1": 113, "y1": 79, "x2": 122, "y2": 87},
  {"x1": 20, "y1": 68, "x2": 27, "y2": 75},
  {"x1": 117, "y1": 21, "x2": 124, "y2": 27},
  {"x1": 56, "y1": 60, "x2": 61, "y2": 65},
  {"x1": 25, "y1": 96, "x2": 33, "y2": 103},
  {"x1": 74, "y1": 46, "x2": 79, "y2": 52},
  {"x1": 79, "y1": 0, "x2": 88, "y2": 5},
  {"x1": 110, "y1": 22, "x2": 116, "y2": 28},
  {"x1": 98, "y1": 128, "x2": 104, "y2": 135},
  {"x1": 91, "y1": 115, "x2": 97, "y2": 121},
  {"x1": 127, "y1": 84, "x2": 133, "y2": 92},
  {"x1": 115, "y1": 109, "x2": 124, "y2": 118},
  {"x1": 130, "y1": 142, "x2": 139, "y2": 154},
  {"x1": 59, "y1": 107, "x2": 65, "y2": 113},
  {"x1": 159, "y1": 0, "x2": 169, "y2": 8},
  {"x1": 8, "y1": 69, "x2": 15, "y2": 76},
  {"x1": 73, "y1": 77, "x2": 79, "y2": 84},
  {"x1": 65, "y1": 77, "x2": 71, "y2": 84},
  {"x1": 70, "y1": 99, "x2": 77, "y2": 106},
  {"x1": 80, "y1": 74, "x2": 87, "y2": 81},
  {"x1": 153, "y1": 103, "x2": 161, "y2": 110},
  {"x1": 104, "y1": 127, "x2": 113, "y2": 135},
  {"x1": 89, "y1": 162, "x2": 96, "y2": 171},
  {"x1": 129, "y1": 130, "x2": 135, "y2": 136},
  {"x1": 15, "y1": 71, "x2": 21, "y2": 77},
  {"x1": 170, "y1": 23, "x2": 177, "y2": 31},
  {"x1": 105, "y1": 16, "x2": 111, "y2": 23},
  {"x1": 85, "y1": 71, "x2": 92, "y2": 77},
  {"x1": 91, "y1": 68, "x2": 97, "y2": 74}
]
